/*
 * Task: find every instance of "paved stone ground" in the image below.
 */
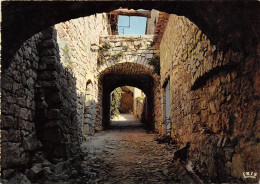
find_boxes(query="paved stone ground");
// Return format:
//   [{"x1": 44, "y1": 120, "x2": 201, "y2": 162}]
[{"x1": 76, "y1": 114, "x2": 197, "y2": 184}]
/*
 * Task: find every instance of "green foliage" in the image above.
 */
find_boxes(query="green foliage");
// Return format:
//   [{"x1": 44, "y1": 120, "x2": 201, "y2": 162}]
[
  {"x1": 150, "y1": 41, "x2": 155, "y2": 47},
  {"x1": 102, "y1": 42, "x2": 111, "y2": 50},
  {"x1": 97, "y1": 50, "x2": 106, "y2": 66},
  {"x1": 110, "y1": 87, "x2": 123, "y2": 119},
  {"x1": 109, "y1": 51, "x2": 124, "y2": 64},
  {"x1": 63, "y1": 44, "x2": 74, "y2": 71},
  {"x1": 97, "y1": 42, "x2": 112, "y2": 66},
  {"x1": 98, "y1": 43, "x2": 125, "y2": 66},
  {"x1": 116, "y1": 51, "x2": 124, "y2": 58},
  {"x1": 131, "y1": 52, "x2": 137, "y2": 56},
  {"x1": 126, "y1": 38, "x2": 135, "y2": 42},
  {"x1": 135, "y1": 96, "x2": 144, "y2": 103},
  {"x1": 148, "y1": 55, "x2": 160, "y2": 75},
  {"x1": 136, "y1": 43, "x2": 142, "y2": 49},
  {"x1": 146, "y1": 42, "x2": 154, "y2": 49},
  {"x1": 122, "y1": 45, "x2": 129, "y2": 51}
]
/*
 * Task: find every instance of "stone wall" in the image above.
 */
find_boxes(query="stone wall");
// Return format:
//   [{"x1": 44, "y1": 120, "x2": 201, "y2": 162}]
[
  {"x1": 2, "y1": 30, "x2": 43, "y2": 179},
  {"x1": 1, "y1": 26, "x2": 85, "y2": 182},
  {"x1": 35, "y1": 27, "x2": 83, "y2": 160},
  {"x1": 97, "y1": 35, "x2": 157, "y2": 72},
  {"x1": 1, "y1": 13, "x2": 111, "y2": 181},
  {"x1": 133, "y1": 88, "x2": 144, "y2": 119},
  {"x1": 95, "y1": 35, "x2": 161, "y2": 131},
  {"x1": 146, "y1": 9, "x2": 160, "y2": 35},
  {"x1": 55, "y1": 13, "x2": 110, "y2": 136},
  {"x1": 120, "y1": 87, "x2": 133, "y2": 114},
  {"x1": 135, "y1": 99, "x2": 144, "y2": 120},
  {"x1": 153, "y1": 75, "x2": 161, "y2": 132},
  {"x1": 159, "y1": 14, "x2": 259, "y2": 182}
]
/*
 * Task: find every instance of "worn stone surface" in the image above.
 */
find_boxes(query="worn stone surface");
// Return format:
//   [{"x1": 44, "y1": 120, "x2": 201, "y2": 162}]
[
  {"x1": 98, "y1": 35, "x2": 156, "y2": 72},
  {"x1": 135, "y1": 98, "x2": 145, "y2": 120},
  {"x1": 1, "y1": 31, "x2": 43, "y2": 178},
  {"x1": 55, "y1": 13, "x2": 110, "y2": 136},
  {"x1": 159, "y1": 14, "x2": 260, "y2": 182},
  {"x1": 146, "y1": 9, "x2": 160, "y2": 35},
  {"x1": 1, "y1": 13, "x2": 110, "y2": 181},
  {"x1": 78, "y1": 114, "x2": 197, "y2": 184},
  {"x1": 119, "y1": 86, "x2": 134, "y2": 113},
  {"x1": 1, "y1": 7, "x2": 259, "y2": 183}
]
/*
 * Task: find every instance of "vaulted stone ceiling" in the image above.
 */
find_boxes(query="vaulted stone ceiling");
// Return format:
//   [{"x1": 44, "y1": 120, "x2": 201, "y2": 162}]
[
  {"x1": 99, "y1": 63, "x2": 155, "y2": 95},
  {"x1": 2, "y1": 1, "x2": 259, "y2": 67}
]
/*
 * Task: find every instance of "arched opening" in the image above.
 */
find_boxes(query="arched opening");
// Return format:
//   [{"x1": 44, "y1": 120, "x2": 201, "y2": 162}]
[
  {"x1": 1, "y1": 2, "x2": 259, "y2": 183},
  {"x1": 109, "y1": 86, "x2": 147, "y2": 130},
  {"x1": 2, "y1": 1, "x2": 258, "y2": 65},
  {"x1": 83, "y1": 80, "x2": 95, "y2": 135},
  {"x1": 97, "y1": 62, "x2": 159, "y2": 131}
]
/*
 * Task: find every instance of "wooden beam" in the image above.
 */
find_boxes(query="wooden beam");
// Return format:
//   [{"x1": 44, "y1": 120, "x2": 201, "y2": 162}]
[{"x1": 109, "y1": 9, "x2": 151, "y2": 18}]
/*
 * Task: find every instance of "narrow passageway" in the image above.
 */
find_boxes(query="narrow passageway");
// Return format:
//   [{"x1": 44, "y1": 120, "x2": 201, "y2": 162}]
[
  {"x1": 110, "y1": 114, "x2": 143, "y2": 130},
  {"x1": 2, "y1": 2, "x2": 259, "y2": 183},
  {"x1": 79, "y1": 114, "x2": 195, "y2": 184}
]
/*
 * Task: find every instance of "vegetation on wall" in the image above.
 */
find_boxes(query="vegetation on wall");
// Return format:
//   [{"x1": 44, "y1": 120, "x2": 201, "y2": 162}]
[
  {"x1": 136, "y1": 42, "x2": 142, "y2": 49},
  {"x1": 122, "y1": 45, "x2": 129, "y2": 51},
  {"x1": 111, "y1": 51, "x2": 124, "y2": 63},
  {"x1": 131, "y1": 52, "x2": 137, "y2": 56},
  {"x1": 126, "y1": 38, "x2": 135, "y2": 42},
  {"x1": 63, "y1": 44, "x2": 74, "y2": 71},
  {"x1": 110, "y1": 87, "x2": 123, "y2": 119},
  {"x1": 97, "y1": 42, "x2": 111, "y2": 66},
  {"x1": 135, "y1": 96, "x2": 145, "y2": 103},
  {"x1": 148, "y1": 55, "x2": 160, "y2": 75},
  {"x1": 97, "y1": 42, "x2": 124, "y2": 67}
]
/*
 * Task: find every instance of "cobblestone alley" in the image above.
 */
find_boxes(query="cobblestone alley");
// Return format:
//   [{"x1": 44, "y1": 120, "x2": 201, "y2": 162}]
[
  {"x1": 78, "y1": 114, "x2": 196, "y2": 184},
  {"x1": 2, "y1": 2, "x2": 259, "y2": 183}
]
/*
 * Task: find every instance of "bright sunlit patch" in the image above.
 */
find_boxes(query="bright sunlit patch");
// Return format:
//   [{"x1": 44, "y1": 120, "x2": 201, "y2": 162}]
[
  {"x1": 111, "y1": 114, "x2": 139, "y2": 122},
  {"x1": 111, "y1": 114, "x2": 128, "y2": 121}
]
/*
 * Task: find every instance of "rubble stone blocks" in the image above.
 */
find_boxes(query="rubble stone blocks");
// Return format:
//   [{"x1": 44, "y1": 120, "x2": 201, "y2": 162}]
[
  {"x1": 1, "y1": 13, "x2": 110, "y2": 182},
  {"x1": 1, "y1": 7, "x2": 259, "y2": 184},
  {"x1": 98, "y1": 35, "x2": 156, "y2": 75},
  {"x1": 55, "y1": 13, "x2": 110, "y2": 136},
  {"x1": 160, "y1": 13, "x2": 259, "y2": 182}
]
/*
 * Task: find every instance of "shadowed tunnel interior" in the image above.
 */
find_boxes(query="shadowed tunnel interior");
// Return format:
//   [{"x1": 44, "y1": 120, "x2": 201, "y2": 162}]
[{"x1": 98, "y1": 63, "x2": 156, "y2": 130}]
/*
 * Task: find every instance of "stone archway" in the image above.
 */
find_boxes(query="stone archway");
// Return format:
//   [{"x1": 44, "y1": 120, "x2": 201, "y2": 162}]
[
  {"x1": 97, "y1": 35, "x2": 156, "y2": 73},
  {"x1": 2, "y1": 1, "x2": 259, "y2": 67},
  {"x1": 96, "y1": 62, "x2": 160, "y2": 131},
  {"x1": 1, "y1": 2, "x2": 259, "y2": 182}
]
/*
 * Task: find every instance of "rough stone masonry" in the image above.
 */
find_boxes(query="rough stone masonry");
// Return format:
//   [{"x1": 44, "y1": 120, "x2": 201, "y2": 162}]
[{"x1": 1, "y1": 2, "x2": 259, "y2": 183}]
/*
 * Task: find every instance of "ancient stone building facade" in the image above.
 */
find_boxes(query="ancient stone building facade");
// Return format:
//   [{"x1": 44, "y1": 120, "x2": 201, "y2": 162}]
[
  {"x1": 159, "y1": 13, "x2": 259, "y2": 182},
  {"x1": 95, "y1": 35, "x2": 161, "y2": 131},
  {"x1": 1, "y1": 2, "x2": 259, "y2": 183},
  {"x1": 55, "y1": 13, "x2": 110, "y2": 135},
  {"x1": 1, "y1": 13, "x2": 112, "y2": 181},
  {"x1": 1, "y1": 26, "x2": 85, "y2": 181}
]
